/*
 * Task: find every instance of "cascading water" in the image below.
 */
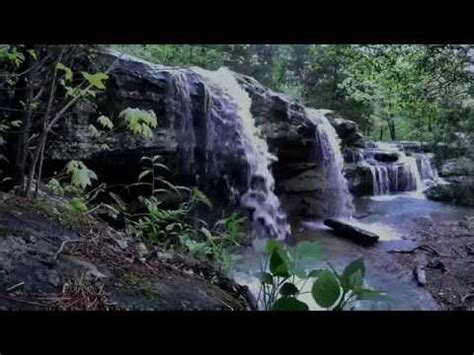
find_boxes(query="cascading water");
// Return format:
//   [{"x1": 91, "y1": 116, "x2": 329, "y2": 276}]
[
  {"x1": 416, "y1": 153, "x2": 437, "y2": 181},
  {"x1": 192, "y1": 67, "x2": 290, "y2": 240},
  {"x1": 307, "y1": 109, "x2": 354, "y2": 218},
  {"x1": 169, "y1": 71, "x2": 196, "y2": 177},
  {"x1": 353, "y1": 141, "x2": 433, "y2": 196}
]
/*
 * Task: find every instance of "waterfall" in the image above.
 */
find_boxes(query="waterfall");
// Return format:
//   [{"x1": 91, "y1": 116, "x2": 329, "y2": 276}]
[
  {"x1": 399, "y1": 153, "x2": 423, "y2": 193},
  {"x1": 416, "y1": 153, "x2": 436, "y2": 181},
  {"x1": 307, "y1": 109, "x2": 354, "y2": 218},
  {"x1": 169, "y1": 71, "x2": 196, "y2": 177},
  {"x1": 192, "y1": 67, "x2": 290, "y2": 240}
]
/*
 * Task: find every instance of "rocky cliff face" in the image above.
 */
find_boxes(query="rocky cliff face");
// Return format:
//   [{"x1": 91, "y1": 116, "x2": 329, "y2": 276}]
[{"x1": 44, "y1": 50, "x2": 354, "y2": 220}]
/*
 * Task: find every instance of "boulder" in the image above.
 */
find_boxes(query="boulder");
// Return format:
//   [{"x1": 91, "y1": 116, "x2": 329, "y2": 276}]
[
  {"x1": 344, "y1": 164, "x2": 374, "y2": 196},
  {"x1": 439, "y1": 158, "x2": 474, "y2": 178},
  {"x1": 425, "y1": 177, "x2": 474, "y2": 207},
  {"x1": 324, "y1": 218, "x2": 379, "y2": 246},
  {"x1": 331, "y1": 117, "x2": 365, "y2": 148}
]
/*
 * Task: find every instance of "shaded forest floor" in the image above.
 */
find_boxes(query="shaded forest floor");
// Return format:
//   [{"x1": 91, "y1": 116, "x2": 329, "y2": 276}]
[
  {"x1": 0, "y1": 192, "x2": 254, "y2": 311},
  {"x1": 390, "y1": 211, "x2": 474, "y2": 310}
]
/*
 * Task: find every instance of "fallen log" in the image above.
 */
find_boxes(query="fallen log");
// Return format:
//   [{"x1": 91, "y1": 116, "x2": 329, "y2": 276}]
[{"x1": 323, "y1": 218, "x2": 379, "y2": 246}]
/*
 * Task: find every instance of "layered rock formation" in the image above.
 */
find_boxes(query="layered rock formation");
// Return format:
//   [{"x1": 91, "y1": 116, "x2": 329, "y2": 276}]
[
  {"x1": 44, "y1": 50, "x2": 353, "y2": 221},
  {"x1": 425, "y1": 156, "x2": 474, "y2": 207}
]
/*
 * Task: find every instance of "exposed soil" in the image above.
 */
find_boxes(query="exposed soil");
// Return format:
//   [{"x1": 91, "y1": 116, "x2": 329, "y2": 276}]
[
  {"x1": 0, "y1": 192, "x2": 255, "y2": 311},
  {"x1": 389, "y1": 212, "x2": 474, "y2": 310}
]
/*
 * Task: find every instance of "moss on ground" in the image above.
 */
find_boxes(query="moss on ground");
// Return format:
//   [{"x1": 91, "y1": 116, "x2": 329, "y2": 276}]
[{"x1": 119, "y1": 272, "x2": 160, "y2": 301}]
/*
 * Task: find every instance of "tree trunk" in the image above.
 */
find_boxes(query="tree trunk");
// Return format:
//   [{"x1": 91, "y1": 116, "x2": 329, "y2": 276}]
[
  {"x1": 379, "y1": 125, "x2": 384, "y2": 140},
  {"x1": 388, "y1": 119, "x2": 396, "y2": 141},
  {"x1": 6, "y1": 45, "x2": 35, "y2": 193}
]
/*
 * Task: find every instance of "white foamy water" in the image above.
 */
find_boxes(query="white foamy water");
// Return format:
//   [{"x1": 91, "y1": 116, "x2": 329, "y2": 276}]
[
  {"x1": 192, "y1": 67, "x2": 290, "y2": 240},
  {"x1": 306, "y1": 109, "x2": 354, "y2": 218}
]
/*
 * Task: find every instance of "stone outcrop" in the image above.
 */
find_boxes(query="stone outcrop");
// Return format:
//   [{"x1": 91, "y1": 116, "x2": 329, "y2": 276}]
[
  {"x1": 43, "y1": 50, "x2": 350, "y2": 219},
  {"x1": 425, "y1": 157, "x2": 474, "y2": 207}
]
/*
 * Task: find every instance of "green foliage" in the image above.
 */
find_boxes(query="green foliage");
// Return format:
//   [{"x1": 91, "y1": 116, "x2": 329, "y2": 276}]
[
  {"x1": 82, "y1": 72, "x2": 109, "y2": 90},
  {"x1": 120, "y1": 272, "x2": 160, "y2": 300},
  {"x1": 56, "y1": 63, "x2": 73, "y2": 82},
  {"x1": 47, "y1": 178, "x2": 65, "y2": 196},
  {"x1": 112, "y1": 45, "x2": 227, "y2": 70},
  {"x1": 257, "y1": 240, "x2": 388, "y2": 311},
  {"x1": 130, "y1": 156, "x2": 247, "y2": 274},
  {"x1": 341, "y1": 45, "x2": 473, "y2": 142},
  {"x1": 112, "y1": 44, "x2": 474, "y2": 146},
  {"x1": 66, "y1": 160, "x2": 98, "y2": 190},
  {"x1": 0, "y1": 46, "x2": 25, "y2": 67},
  {"x1": 97, "y1": 115, "x2": 114, "y2": 130},
  {"x1": 66, "y1": 197, "x2": 88, "y2": 215},
  {"x1": 131, "y1": 192, "x2": 244, "y2": 274},
  {"x1": 133, "y1": 154, "x2": 181, "y2": 196},
  {"x1": 119, "y1": 108, "x2": 157, "y2": 139}
]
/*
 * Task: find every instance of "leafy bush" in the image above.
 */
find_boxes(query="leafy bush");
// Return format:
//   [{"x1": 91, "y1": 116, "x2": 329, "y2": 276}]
[
  {"x1": 131, "y1": 182, "x2": 247, "y2": 274},
  {"x1": 257, "y1": 240, "x2": 389, "y2": 310},
  {"x1": 66, "y1": 160, "x2": 98, "y2": 191}
]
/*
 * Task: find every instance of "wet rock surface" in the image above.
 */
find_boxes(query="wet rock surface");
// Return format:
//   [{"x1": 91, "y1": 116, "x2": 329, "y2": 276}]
[
  {"x1": 324, "y1": 218, "x2": 379, "y2": 246},
  {"x1": 426, "y1": 157, "x2": 474, "y2": 207},
  {"x1": 43, "y1": 50, "x2": 359, "y2": 220}
]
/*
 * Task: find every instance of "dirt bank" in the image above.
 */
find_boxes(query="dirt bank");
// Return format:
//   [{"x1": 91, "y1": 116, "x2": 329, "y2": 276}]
[
  {"x1": 389, "y1": 212, "x2": 474, "y2": 310},
  {"x1": 0, "y1": 193, "x2": 255, "y2": 310}
]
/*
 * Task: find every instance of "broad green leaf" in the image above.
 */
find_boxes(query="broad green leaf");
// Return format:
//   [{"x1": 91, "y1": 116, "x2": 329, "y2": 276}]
[
  {"x1": 266, "y1": 239, "x2": 282, "y2": 254},
  {"x1": 66, "y1": 160, "x2": 98, "y2": 190},
  {"x1": 269, "y1": 248, "x2": 290, "y2": 277},
  {"x1": 280, "y1": 282, "x2": 299, "y2": 297},
  {"x1": 255, "y1": 272, "x2": 273, "y2": 285},
  {"x1": 138, "y1": 169, "x2": 152, "y2": 181},
  {"x1": 82, "y1": 72, "x2": 109, "y2": 90},
  {"x1": 152, "y1": 162, "x2": 171, "y2": 172},
  {"x1": 341, "y1": 258, "x2": 365, "y2": 291},
  {"x1": 348, "y1": 269, "x2": 363, "y2": 290},
  {"x1": 271, "y1": 297, "x2": 309, "y2": 311},
  {"x1": 308, "y1": 269, "x2": 325, "y2": 278},
  {"x1": 27, "y1": 49, "x2": 37, "y2": 60},
  {"x1": 191, "y1": 188, "x2": 212, "y2": 209},
  {"x1": 56, "y1": 63, "x2": 73, "y2": 82},
  {"x1": 10, "y1": 120, "x2": 22, "y2": 128},
  {"x1": 311, "y1": 270, "x2": 341, "y2": 308}
]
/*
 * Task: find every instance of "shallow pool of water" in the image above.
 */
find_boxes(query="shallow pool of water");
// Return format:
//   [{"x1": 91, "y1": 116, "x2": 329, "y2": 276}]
[{"x1": 231, "y1": 193, "x2": 473, "y2": 310}]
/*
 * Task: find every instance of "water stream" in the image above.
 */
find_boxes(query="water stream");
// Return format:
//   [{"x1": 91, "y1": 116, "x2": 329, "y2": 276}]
[{"x1": 231, "y1": 193, "x2": 473, "y2": 310}]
